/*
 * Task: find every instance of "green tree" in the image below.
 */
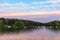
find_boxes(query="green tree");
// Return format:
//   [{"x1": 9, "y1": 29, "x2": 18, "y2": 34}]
[
  {"x1": 0, "y1": 19, "x2": 3, "y2": 32},
  {"x1": 13, "y1": 21, "x2": 25, "y2": 31}
]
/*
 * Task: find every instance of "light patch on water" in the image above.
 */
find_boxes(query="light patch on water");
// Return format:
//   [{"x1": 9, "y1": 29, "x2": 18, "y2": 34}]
[{"x1": 0, "y1": 26, "x2": 60, "y2": 40}]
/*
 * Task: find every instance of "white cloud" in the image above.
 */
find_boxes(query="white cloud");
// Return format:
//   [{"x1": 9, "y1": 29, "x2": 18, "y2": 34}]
[
  {"x1": 0, "y1": 2, "x2": 30, "y2": 13},
  {"x1": 32, "y1": 0, "x2": 60, "y2": 4},
  {"x1": 32, "y1": 0, "x2": 60, "y2": 10},
  {"x1": 0, "y1": 0, "x2": 60, "y2": 13},
  {"x1": 0, "y1": 2, "x2": 28, "y2": 7},
  {"x1": 32, "y1": 0, "x2": 60, "y2": 6},
  {"x1": 32, "y1": 1, "x2": 49, "y2": 4}
]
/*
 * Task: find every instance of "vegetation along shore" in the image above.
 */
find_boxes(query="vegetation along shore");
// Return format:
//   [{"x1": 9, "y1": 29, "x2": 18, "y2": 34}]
[{"x1": 0, "y1": 18, "x2": 60, "y2": 33}]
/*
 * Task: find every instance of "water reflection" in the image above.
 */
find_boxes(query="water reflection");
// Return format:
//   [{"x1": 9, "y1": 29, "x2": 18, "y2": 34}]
[
  {"x1": 0, "y1": 26, "x2": 60, "y2": 40},
  {"x1": 25, "y1": 26, "x2": 60, "y2": 32},
  {"x1": 46, "y1": 26, "x2": 60, "y2": 32}
]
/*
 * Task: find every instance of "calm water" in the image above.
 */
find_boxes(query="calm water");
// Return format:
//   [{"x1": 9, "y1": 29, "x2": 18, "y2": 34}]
[{"x1": 0, "y1": 26, "x2": 60, "y2": 40}]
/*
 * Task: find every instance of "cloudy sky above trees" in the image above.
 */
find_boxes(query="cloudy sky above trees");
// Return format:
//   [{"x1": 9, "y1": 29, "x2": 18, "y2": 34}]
[{"x1": 0, "y1": 0, "x2": 60, "y2": 17}]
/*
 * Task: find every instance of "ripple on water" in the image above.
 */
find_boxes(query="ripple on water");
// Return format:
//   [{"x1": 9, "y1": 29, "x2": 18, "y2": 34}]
[{"x1": 0, "y1": 26, "x2": 60, "y2": 40}]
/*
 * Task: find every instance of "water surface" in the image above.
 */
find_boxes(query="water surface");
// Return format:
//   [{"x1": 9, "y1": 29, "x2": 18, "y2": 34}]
[{"x1": 0, "y1": 26, "x2": 60, "y2": 40}]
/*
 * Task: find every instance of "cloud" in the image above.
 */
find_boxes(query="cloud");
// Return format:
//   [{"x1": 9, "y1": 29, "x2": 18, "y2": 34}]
[
  {"x1": 32, "y1": 0, "x2": 60, "y2": 4},
  {"x1": 0, "y1": 2, "x2": 30, "y2": 13},
  {"x1": 0, "y1": 0, "x2": 60, "y2": 13},
  {"x1": 0, "y1": 2, "x2": 27, "y2": 6},
  {"x1": 0, "y1": 11, "x2": 60, "y2": 17}
]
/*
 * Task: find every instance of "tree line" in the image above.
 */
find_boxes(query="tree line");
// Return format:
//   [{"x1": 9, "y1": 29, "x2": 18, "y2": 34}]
[
  {"x1": 0, "y1": 18, "x2": 60, "y2": 32},
  {"x1": 0, "y1": 18, "x2": 42, "y2": 33}
]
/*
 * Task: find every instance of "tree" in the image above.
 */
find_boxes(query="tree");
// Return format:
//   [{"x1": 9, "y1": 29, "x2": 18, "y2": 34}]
[{"x1": 13, "y1": 21, "x2": 25, "y2": 31}]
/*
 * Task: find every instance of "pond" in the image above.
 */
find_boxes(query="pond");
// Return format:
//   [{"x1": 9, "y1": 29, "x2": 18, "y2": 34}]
[{"x1": 0, "y1": 26, "x2": 60, "y2": 40}]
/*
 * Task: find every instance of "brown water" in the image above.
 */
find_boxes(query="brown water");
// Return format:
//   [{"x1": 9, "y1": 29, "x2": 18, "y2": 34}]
[{"x1": 0, "y1": 26, "x2": 60, "y2": 40}]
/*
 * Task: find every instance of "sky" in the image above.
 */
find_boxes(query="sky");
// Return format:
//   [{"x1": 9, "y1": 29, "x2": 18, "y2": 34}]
[{"x1": 0, "y1": 0, "x2": 60, "y2": 17}]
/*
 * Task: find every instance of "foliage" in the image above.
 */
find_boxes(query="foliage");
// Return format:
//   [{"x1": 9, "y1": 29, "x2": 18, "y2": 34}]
[
  {"x1": 0, "y1": 18, "x2": 41, "y2": 32},
  {"x1": 0, "y1": 18, "x2": 60, "y2": 32}
]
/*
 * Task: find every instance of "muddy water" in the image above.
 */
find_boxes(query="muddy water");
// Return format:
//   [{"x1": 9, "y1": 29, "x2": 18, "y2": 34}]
[{"x1": 0, "y1": 26, "x2": 60, "y2": 40}]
